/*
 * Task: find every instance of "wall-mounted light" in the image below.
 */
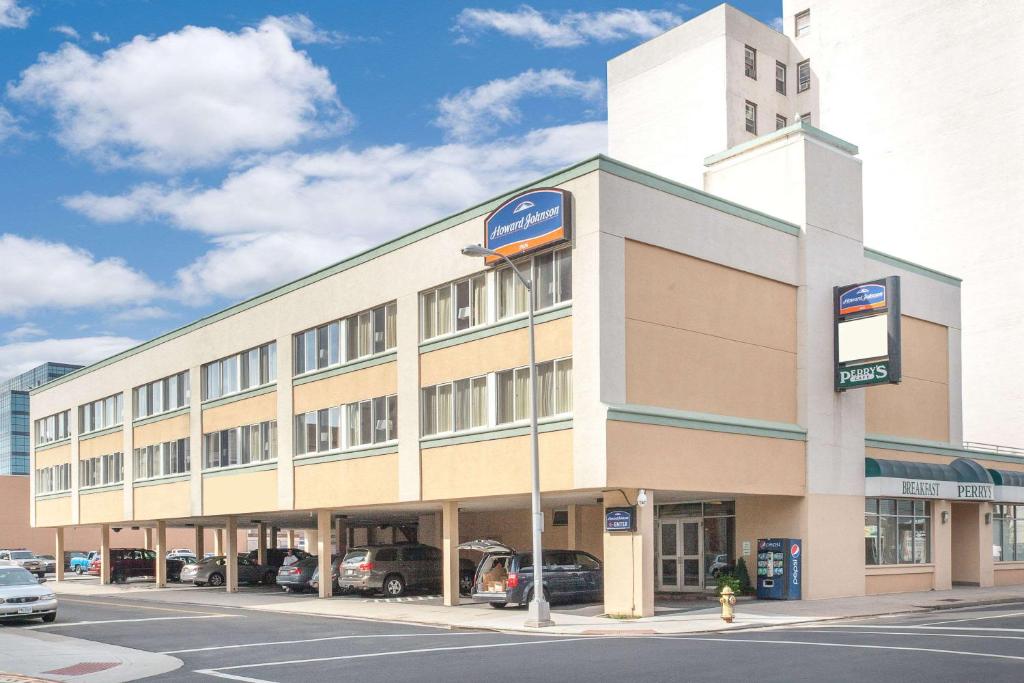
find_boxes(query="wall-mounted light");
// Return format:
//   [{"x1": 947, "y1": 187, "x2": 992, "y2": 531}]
[
  {"x1": 985, "y1": 512, "x2": 992, "y2": 525},
  {"x1": 941, "y1": 511, "x2": 950, "y2": 524}
]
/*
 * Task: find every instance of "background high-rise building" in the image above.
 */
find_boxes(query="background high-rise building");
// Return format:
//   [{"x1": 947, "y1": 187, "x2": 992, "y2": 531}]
[
  {"x1": 609, "y1": 0, "x2": 1024, "y2": 448},
  {"x1": 0, "y1": 363, "x2": 81, "y2": 475}
]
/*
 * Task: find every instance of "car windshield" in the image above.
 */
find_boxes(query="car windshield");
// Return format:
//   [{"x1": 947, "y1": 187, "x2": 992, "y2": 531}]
[
  {"x1": 0, "y1": 567, "x2": 37, "y2": 586},
  {"x1": 10, "y1": 551, "x2": 33, "y2": 560},
  {"x1": 342, "y1": 550, "x2": 368, "y2": 565}
]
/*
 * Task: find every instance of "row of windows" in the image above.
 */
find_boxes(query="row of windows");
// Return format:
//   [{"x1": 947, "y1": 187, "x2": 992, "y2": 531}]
[
  {"x1": 745, "y1": 102, "x2": 811, "y2": 135},
  {"x1": 421, "y1": 357, "x2": 573, "y2": 437},
  {"x1": 293, "y1": 302, "x2": 397, "y2": 376},
  {"x1": 202, "y1": 420, "x2": 277, "y2": 470},
  {"x1": 294, "y1": 394, "x2": 398, "y2": 456},
  {"x1": 133, "y1": 438, "x2": 190, "y2": 480},
  {"x1": 202, "y1": 342, "x2": 277, "y2": 401},
  {"x1": 80, "y1": 452, "x2": 124, "y2": 488},
  {"x1": 994, "y1": 504, "x2": 1024, "y2": 562},
  {"x1": 864, "y1": 498, "x2": 931, "y2": 565},
  {"x1": 420, "y1": 247, "x2": 572, "y2": 342},
  {"x1": 134, "y1": 371, "x2": 190, "y2": 420},
  {"x1": 35, "y1": 463, "x2": 71, "y2": 494},
  {"x1": 79, "y1": 393, "x2": 124, "y2": 435},
  {"x1": 35, "y1": 410, "x2": 70, "y2": 446},
  {"x1": 742, "y1": 45, "x2": 809, "y2": 94}
]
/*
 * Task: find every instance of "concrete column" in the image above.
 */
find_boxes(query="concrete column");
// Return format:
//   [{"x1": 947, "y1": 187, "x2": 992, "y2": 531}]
[
  {"x1": 933, "y1": 500, "x2": 952, "y2": 590},
  {"x1": 257, "y1": 523, "x2": 268, "y2": 566},
  {"x1": 442, "y1": 501, "x2": 460, "y2": 607},
  {"x1": 194, "y1": 525, "x2": 205, "y2": 559},
  {"x1": 155, "y1": 521, "x2": 167, "y2": 588},
  {"x1": 335, "y1": 518, "x2": 347, "y2": 556},
  {"x1": 213, "y1": 528, "x2": 223, "y2": 555},
  {"x1": 317, "y1": 510, "x2": 332, "y2": 599},
  {"x1": 99, "y1": 524, "x2": 111, "y2": 585},
  {"x1": 54, "y1": 528, "x2": 65, "y2": 582},
  {"x1": 567, "y1": 504, "x2": 580, "y2": 550},
  {"x1": 602, "y1": 489, "x2": 654, "y2": 617},
  {"x1": 271, "y1": 527, "x2": 280, "y2": 548},
  {"x1": 286, "y1": 530, "x2": 295, "y2": 549},
  {"x1": 143, "y1": 528, "x2": 153, "y2": 550},
  {"x1": 224, "y1": 518, "x2": 238, "y2": 593},
  {"x1": 305, "y1": 529, "x2": 318, "y2": 557}
]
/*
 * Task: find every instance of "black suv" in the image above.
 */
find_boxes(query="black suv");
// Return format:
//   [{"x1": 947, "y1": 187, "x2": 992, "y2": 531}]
[
  {"x1": 459, "y1": 540, "x2": 602, "y2": 608},
  {"x1": 246, "y1": 547, "x2": 310, "y2": 569}
]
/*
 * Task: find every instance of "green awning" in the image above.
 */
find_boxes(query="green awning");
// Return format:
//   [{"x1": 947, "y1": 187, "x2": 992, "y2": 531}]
[
  {"x1": 989, "y1": 469, "x2": 1024, "y2": 487},
  {"x1": 865, "y1": 456, "x2": 994, "y2": 484}
]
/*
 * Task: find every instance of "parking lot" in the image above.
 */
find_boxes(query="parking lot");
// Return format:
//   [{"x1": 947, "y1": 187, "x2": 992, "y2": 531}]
[{"x1": 5, "y1": 592, "x2": 1024, "y2": 682}]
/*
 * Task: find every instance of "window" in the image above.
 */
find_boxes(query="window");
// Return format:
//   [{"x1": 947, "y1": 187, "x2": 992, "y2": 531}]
[
  {"x1": 799, "y1": 112, "x2": 812, "y2": 123},
  {"x1": 797, "y1": 59, "x2": 811, "y2": 92},
  {"x1": 744, "y1": 101, "x2": 757, "y2": 134},
  {"x1": 994, "y1": 505, "x2": 1024, "y2": 562},
  {"x1": 133, "y1": 371, "x2": 190, "y2": 419},
  {"x1": 744, "y1": 45, "x2": 756, "y2": 79},
  {"x1": 421, "y1": 376, "x2": 487, "y2": 437},
  {"x1": 794, "y1": 9, "x2": 810, "y2": 37},
  {"x1": 294, "y1": 396, "x2": 395, "y2": 455},
  {"x1": 497, "y1": 247, "x2": 572, "y2": 319},
  {"x1": 775, "y1": 61, "x2": 786, "y2": 94},
  {"x1": 202, "y1": 342, "x2": 276, "y2": 400},
  {"x1": 776, "y1": 114, "x2": 788, "y2": 130},
  {"x1": 35, "y1": 410, "x2": 70, "y2": 445},
  {"x1": 497, "y1": 357, "x2": 573, "y2": 425},
  {"x1": 79, "y1": 452, "x2": 124, "y2": 488},
  {"x1": 35, "y1": 463, "x2": 71, "y2": 494},
  {"x1": 78, "y1": 393, "x2": 123, "y2": 435},
  {"x1": 133, "y1": 438, "x2": 190, "y2": 480},
  {"x1": 865, "y1": 498, "x2": 930, "y2": 565},
  {"x1": 422, "y1": 276, "x2": 485, "y2": 341},
  {"x1": 202, "y1": 420, "x2": 277, "y2": 469},
  {"x1": 293, "y1": 303, "x2": 395, "y2": 376},
  {"x1": 552, "y1": 509, "x2": 569, "y2": 527}
]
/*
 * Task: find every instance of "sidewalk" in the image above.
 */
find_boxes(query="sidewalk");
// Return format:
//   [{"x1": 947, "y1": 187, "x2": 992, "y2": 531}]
[
  {"x1": 50, "y1": 580, "x2": 1024, "y2": 636},
  {"x1": 0, "y1": 629, "x2": 181, "y2": 682}
]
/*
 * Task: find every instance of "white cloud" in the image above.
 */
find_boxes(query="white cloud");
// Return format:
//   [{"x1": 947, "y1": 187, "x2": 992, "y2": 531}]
[
  {"x1": 0, "y1": 106, "x2": 19, "y2": 142},
  {"x1": 0, "y1": 335, "x2": 140, "y2": 380},
  {"x1": 0, "y1": 234, "x2": 160, "y2": 315},
  {"x1": 771, "y1": 16, "x2": 783, "y2": 32},
  {"x1": 66, "y1": 121, "x2": 606, "y2": 300},
  {"x1": 0, "y1": 0, "x2": 31, "y2": 29},
  {"x1": 3, "y1": 323, "x2": 46, "y2": 342},
  {"x1": 52, "y1": 25, "x2": 80, "y2": 40},
  {"x1": 436, "y1": 68, "x2": 602, "y2": 141},
  {"x1": 454, "y1": 5, "x2": 682, "y2": 47},
  {"x1": 8, "y1": 16, "x2": 348, "y2": 171},
  {"x1": 92, "y1": 32, "x2": 110, "y2": 43},
  {"x1": 262, "y1": 14, "x2": 352, "y2": 45},
  {"x1": 107, "y1": 306, "x2": 171, "y2": 322}
]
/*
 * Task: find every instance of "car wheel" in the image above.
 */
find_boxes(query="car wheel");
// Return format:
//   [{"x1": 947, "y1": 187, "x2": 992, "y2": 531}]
[
  {"x1": 383, "y1": 574, "x2": 405, "y2": 597},
  {"x1": 194, "y1": 581, "x2": 205, "y2": 587},
  {"x1": 41, "y1": 613, "x2": 56, "y2": 623},
  {"x1": 208, "y1": 572, "x2": 225, "y2": 587},
  {"x1": 112, "y1": 571, "x2": 127, "y2": 584},
  {"x1": 489, "y1": 602, "x2": 507, "y2": 609},
  {"x1": 459, "y1": 574, "x2": 474, "y2": 596},
  {"x1": 75, "y1": 566, "x2": 84, "y2": 575}
]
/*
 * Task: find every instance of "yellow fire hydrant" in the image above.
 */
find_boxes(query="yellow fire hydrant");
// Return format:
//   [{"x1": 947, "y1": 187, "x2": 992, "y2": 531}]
[{"x1": 719, "y1": 585, "x2": 737, "y2": 623}]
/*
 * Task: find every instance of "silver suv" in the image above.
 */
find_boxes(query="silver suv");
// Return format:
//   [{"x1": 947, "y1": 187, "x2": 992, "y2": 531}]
[
  {"x1": 0, "y1": 550, "x2": 44, "y2": 578},
  {"x1": 337, "y1": 544, "x2": 442, "y2": 597}
]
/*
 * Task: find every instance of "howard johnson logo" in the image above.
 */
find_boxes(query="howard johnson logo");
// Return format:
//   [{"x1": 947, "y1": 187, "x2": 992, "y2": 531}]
[
  {"x1": 511, "y1": 200, "x2": 535, "y2": 214},
  {"x1": 839, "y1": 283, "x2": 886, "y2": 316},
  {"x1": 483, "y1": 188, "x2": 571, "y2": 264},
  {"x1": 488, "y1": 204, "x2": 561, "y2": 241}
]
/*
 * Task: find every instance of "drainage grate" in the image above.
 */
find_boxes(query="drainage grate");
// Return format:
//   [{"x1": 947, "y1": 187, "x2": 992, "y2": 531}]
[{"x1": 43, "y1": 662, "x2": 119, "y2": 676}]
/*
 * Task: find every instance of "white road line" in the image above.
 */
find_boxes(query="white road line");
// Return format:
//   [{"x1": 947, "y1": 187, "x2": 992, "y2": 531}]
[
  {"x1": 161, "y1": 632, "x2": 493, "y2": 654},
  {"x1": 202, "y1": 636, "x2": 601, "y2": 673},
  {"x1": 794, "y1": 629, "x2": 1024, "y2": 641},
  {"x1": 195, "y1": 671, "x2": 275, "y2": 683},
  {"x1": 652, "y1": 635, "x2": 1024, "y2": 663},
  {"x1": 921, "y1": 611, "x2": 1024, "y2": 626},
  {"x1": 27, "y1": 614, "x2": 237, "y2": 629},
  {"x1": 794, "y1": 624, "x2": 1024, "y2": 633}
]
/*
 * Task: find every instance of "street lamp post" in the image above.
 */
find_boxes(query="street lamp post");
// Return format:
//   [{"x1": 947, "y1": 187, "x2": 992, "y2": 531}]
[{"x1": 462, "y1": 244, "x2": 553, "y2": 627}]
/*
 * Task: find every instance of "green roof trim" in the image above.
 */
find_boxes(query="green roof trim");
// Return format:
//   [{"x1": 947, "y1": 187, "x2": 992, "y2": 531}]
[
  {"x1": 864, "y1": 248, "x2": 962, "y2": 287},
  {"x1": 32, "y1": 154, "x2": 798, "y2": 396},
  {"x1": 294, "y1": 444, "x2": 399, "y2": 466},
  {"x1": 608, "y1": 403, "x2": 807, "y2": 441},
  {"x1": 704, "y1": 121, "x2": 859, "y2": 166},
  {"x1": 866, "y1": 434, "x2": 1024, "y2": 465},
  {"x1": 200, "y1": 383, "x2": 275, "y2": 410}
]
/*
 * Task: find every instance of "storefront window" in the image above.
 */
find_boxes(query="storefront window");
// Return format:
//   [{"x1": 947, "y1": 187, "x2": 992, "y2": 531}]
[
  {"x1": 994, "y1": 504, "x2": 1024, "y2": 562},
  {"x1": 865, "y1": 497, "x2": 930, "y2": 565}
]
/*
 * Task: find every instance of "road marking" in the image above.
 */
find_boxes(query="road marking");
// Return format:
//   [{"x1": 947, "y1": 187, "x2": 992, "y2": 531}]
[
  {"x1": 794, "y1": 629, "x2": 1024, "y2": 641},
  {"x1": 195, "y1": 672, "x2": 275, "y2": 683},
  {"x1": 57, "y1": 597, "x2": 224, "y2": 615},
  {"x1": 198, "y1": 636, "x2": 601, "y2": 674},
  {"x1": 794, "y1": 624, "x2": 1024, "y2": 634},
  {"x1": 162, "y1": 632, "x2": 492, "y2": 654},
  {"x1": 27, "y1": 614, "x2": 238, "y2": 629},
  {"x1": 653, "y1": 635, "x2": 1024, "y2": 663},
  {"x1": 921, "y1": 611, "x2": 1024, "y2": 626}
]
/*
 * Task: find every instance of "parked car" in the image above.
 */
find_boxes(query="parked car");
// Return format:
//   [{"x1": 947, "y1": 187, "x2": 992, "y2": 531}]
[
  {"x1": 708, "y1": 554, "x2": 732, "y2": 578},
  {"x1": 309, "y1": 564, "x2": 335, "y2": 596},
  {"x1": 168, "y1": 548, "x2": 194, "y2": 556},
  {"x1": 459, "y1": 540, "x2": 603, "y2": 608},
  {"x1": 180, "y1": 555, "x2": 276, "y2": 587},
  {"x1": 167, "y1": 553, "x2": 198, "y2": 566},
  {"x1": 276, "y1": 556, "x2": 320, "y2": 593},
  {"x1": 246, "y1": 548, "x2": 310, "y2": 569},
  {"x1": 0, "y1": 549, "x2": 45, "y2": 578},
  {"x1": 36, "y1": 555, "x2": 57, "y2": 574},
  {"x1": 64, "y1": 551, "x2": 88, "y2": 571},
  {"x1": 0, "y1": 565, "x2": 56, "y2": 623},
  {"x1": 71, "y1": 551, "x2": 98, "y2": 574},
  {"x1": 337, "y1": 544, "x2": 443, "y2": 597},
  {"x1": 87, "y1": 549, "x2": 185, "y2": 583}
]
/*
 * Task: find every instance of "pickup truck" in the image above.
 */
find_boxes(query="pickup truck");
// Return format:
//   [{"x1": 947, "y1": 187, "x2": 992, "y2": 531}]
[{"x1": 70, "y1": 551, "x2": 99, "y2": 575}]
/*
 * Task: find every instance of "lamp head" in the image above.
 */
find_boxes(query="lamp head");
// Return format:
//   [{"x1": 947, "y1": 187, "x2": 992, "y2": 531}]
[{"x1": 461, "y1": 244, "x2": 497, "y2": 258}]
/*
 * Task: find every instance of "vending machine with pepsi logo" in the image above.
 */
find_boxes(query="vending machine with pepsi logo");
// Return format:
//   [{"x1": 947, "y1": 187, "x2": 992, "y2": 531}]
[{"x1": 755, "y1": 538, "x2": 802, "y2": 600}]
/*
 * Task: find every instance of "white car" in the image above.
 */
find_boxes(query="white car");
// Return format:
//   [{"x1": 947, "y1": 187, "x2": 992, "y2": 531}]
[
  {"x1": 168, "y1": 548, "x2": 194, "y2": 557},
  {"x1": 0, "y1": 565, "x2": 57, "y2": 623}
]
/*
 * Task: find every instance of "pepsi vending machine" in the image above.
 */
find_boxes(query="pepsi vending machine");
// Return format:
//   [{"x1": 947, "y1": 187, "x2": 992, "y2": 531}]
[{"x1": 755, "y1": 538, "x2": 802, "y2": 600}]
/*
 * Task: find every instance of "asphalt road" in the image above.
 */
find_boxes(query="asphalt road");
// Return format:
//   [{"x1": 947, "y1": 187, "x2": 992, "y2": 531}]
[{"x1": 5, "y1": 595, "x2": 1024, "y2": 682}]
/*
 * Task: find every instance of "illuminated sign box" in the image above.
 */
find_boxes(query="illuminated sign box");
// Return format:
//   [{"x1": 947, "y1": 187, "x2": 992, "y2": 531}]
[
  {"x1": 483, "y1": 188, "x2": 572, "y2": 265},
  {"x1": 833, "y1": 276, "x2": 901, "y2": 391}
]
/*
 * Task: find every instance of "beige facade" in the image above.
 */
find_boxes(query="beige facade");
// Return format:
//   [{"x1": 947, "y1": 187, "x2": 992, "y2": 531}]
[{"x1": 27, "y1": 119, "x2": 1022, "y2": 613}]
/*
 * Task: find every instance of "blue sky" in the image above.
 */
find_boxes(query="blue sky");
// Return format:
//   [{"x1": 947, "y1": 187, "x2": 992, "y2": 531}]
[{"x1": 0, "y1": 0, "x2": 781, "y2": 379}]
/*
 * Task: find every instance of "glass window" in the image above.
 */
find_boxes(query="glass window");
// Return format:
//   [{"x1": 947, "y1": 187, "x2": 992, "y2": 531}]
[
  {"x1": 78, "y1": 394, "x2": 123, "y2": 434},
  {"x1": 795, "y1": 9, "x2": 810, "y2": 36},
  {"x1": 744, "y1": 45, "x2": 756, "y2": 79},
  {"x1": 994, "y1": 505, "x2": 1024, "y2": 562},
  {"x1": 436, "y1": 384, "x2": 452, "y2": 434},
  {"x1": 797, "y1": 59, "x2": 811, "y2": 92},
  {"x1": 534, "y1": 252, "x2": 555, "y2": 310},
  {"x1": 497, "y1": 266, "x2": 527, "y2": 319},
  {"x1": 775, "y1": 61, "x2": 786, "y2": 94},
  {"x1": 202, "y1": 420, "x2": 275, "y2": 469},
  {"x1": 328, "y1": 322, "x2": 341, "y2": 366},
  {"x1": 866, "y1": 498, "x2": 930, "y2": 565},
  {"x1": 421, "y1": 386, "x2": 437, "y2": 437},
  {"x1": 329, "y1": 406, "x2": 342, "y2": 450},
  {"x1": 776, "y1": 114, "x2": 787, "y2": 130},
  {"x1": 745, "y1": 100, "x2": 757, "y2": 134}
]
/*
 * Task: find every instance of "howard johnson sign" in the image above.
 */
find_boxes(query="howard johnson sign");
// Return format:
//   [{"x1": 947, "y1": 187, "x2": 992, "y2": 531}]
[{"x1": 483, "y1": 188, "x2": 571, "y2": 265}]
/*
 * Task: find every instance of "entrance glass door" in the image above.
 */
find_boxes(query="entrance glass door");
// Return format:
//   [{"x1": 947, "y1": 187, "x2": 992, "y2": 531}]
[{"x1": 658, "y1": 518, "x2": 703, "y2": 591}]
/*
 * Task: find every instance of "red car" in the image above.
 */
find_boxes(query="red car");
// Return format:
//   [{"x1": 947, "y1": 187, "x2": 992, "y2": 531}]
[{"x1": 87, "y1": 548, "x2": 183, "y2": 583}]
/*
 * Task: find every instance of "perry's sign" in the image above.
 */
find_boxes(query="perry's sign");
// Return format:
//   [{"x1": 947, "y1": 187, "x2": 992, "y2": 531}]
[
  {"x1": 834, "y1": 276, "x2": 901, "y2": 392},
  {"x1": 866, "y1": 477, "x2": 994, "y2": 501},
  {"x1": 483, "y1": 188, "x2": 571, "y2": 265},
  {"x1": 837, "y1": 361, "x2": 892, "y2": 389},
  {"x1": 839, "y1": 283, "x2": 886, "y2": 316}
]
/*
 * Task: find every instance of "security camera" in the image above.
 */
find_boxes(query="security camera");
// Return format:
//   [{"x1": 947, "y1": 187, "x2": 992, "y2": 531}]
[{"x1": 637, "y1": 489, "x2": 648, "y2": 507}]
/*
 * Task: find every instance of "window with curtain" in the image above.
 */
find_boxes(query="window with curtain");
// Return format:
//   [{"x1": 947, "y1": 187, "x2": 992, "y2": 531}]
[
  {"x1": 202, "y1": 342, "x2": 276, "y2": 400},
  {"x1": 865, "y1": 498, "x2": 930, "y2": 565},
  {"x1": 496, "y1": 357, "x2": 573, "y2": 424},
  {"x1": 296, "y1": 395, "x2": 396, "y2": 455},
  {"x1": 296, "y1": 303, "x2": 396, "y2": 374},
  {"x1": 78, "y1": 393, "x2": 123, "y2": 435},
  {"x1": 35, "y1": 410, "x2": 70, "y2": 445},
  {"x1": 133, "y1": 438, "x2": 190, "y2": 480},
  {"x1": 497, "y1": 247, "x2": 572, "y2": 320},
  {"x1": 994, "y1": 505, "x2": 1024, "y2": 562},
  {"x1": 422, "y1": 377, "x2": 488, "y2": 436},
  {"x1": 422, "y1": 275, "x2": 486, "y2": 341},
  {"x1": 133, "y1": 370, "x2": 190, "y2": 419},
  {"x1": 202, "y1": 420, "x2": 276, "y2": 469}
]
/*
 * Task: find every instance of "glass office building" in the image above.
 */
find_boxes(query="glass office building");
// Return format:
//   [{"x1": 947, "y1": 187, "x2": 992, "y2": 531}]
[{"x1": 0, "y1": 363, "x2": 81, "y2": 475}]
